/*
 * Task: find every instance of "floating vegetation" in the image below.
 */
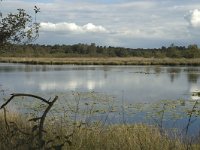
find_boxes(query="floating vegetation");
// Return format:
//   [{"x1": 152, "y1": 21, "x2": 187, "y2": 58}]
[{"x1": 192, "y1": 91, "x2": 200, "y2": 97}]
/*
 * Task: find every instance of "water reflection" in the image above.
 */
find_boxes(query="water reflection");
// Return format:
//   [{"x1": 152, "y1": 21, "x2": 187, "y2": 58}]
[
  {"x1": 167, "y1": 67, "x2": 181, "y2": 82},
  {"x1": 0, "y1": 63, "x2": 108, "y2": 72},
  {"x1": 187, "y1": 73, "x2": 199, "y2": 83},
  {"x1": 0, "y1": 64, "x2": 200, "y2": 102},
  {"x1": 38, "y1": 79, "x2": 105, "y2": 91},
  {"x1": 153, "y1": 67, "x2": 163, "y2": 75}
]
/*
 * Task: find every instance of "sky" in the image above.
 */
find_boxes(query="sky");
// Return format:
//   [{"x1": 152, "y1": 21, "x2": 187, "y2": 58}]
[{"x1": 1, "y1": 0, "x2": 200, "y2": 48}]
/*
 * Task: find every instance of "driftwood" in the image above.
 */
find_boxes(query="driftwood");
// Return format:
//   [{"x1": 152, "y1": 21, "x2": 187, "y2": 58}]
[{"x1": 0, "y1": 93, "x2": 58, "y2": 149}]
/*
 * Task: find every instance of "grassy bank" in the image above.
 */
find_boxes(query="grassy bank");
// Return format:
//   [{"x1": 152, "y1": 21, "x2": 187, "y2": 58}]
[
  {"x1": 0, "y1": 113, "x2": 199, "y2": 150},
  {"x1": 0, "y1": 93, "x2": 200, "y2": 149},
  {"x1": 0, "y1": 57, "x2": 200, "y2": 65}
]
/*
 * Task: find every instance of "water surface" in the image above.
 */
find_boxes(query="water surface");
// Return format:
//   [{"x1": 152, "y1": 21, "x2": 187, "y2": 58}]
[
  {"x1": 0, "y1": 63, "x2": 200, "y2": 103},
  {"x1": 1, "y1": 63, "x2": 200, "y2": 136}
]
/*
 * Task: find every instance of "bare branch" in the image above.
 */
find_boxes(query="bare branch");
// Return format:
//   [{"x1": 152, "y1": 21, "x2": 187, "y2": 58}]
[
  {"x1": 0, "y1": 93, "x2": 58, "y2": 149},
  {"x1": 0, "y1": 93, "x2": 51, "y2": 109},
  {"x1": 38, "y1": 96, "x2": 58, "y2": 143}
]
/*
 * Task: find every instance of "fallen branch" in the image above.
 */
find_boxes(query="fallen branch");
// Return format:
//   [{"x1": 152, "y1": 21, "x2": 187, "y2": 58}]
[
  {"x1": 0, "y1": 93, "x2": 51, "y2": 109},
  {"x1": 0, "y1": 93, "x2": 58, "y2": 149},
  {"x1": 38, "y1": 95, "x2": 58, "y2": 143}
]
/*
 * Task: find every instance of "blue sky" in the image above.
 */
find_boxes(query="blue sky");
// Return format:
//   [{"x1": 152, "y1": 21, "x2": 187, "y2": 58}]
[{"x1": 2, "y1": 0, "x2": 200, "y2": 48}]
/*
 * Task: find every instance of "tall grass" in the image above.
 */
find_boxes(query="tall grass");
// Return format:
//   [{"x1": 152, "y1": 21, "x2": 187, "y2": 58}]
[
  {"x1": 1, "y1": 57, "x2": 200, "y2": 65},
  {"x1": 1, "y1": 113, "x2": 199, "y2": 150},
  {"x1": 0, "y1": 92, "x2": 200, "y2": 149}
]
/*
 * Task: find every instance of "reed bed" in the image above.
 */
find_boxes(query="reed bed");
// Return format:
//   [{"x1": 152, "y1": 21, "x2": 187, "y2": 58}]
[
  {"x1": 1, "y1": 57, "x2": 200, "y2": 66},
  {"x1": 0, "y1": 112, "x2": 200, "y2": 150},
  {"x1": 0, "y1": 90, "x2": 200, "y2": 149}
]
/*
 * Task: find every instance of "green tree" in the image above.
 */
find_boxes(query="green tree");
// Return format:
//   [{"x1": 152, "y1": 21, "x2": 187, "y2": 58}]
[
  {"x1": 88, "y1": 43, "x2": 97, "y2": 56},
  {"x1": 166, "y1": 44, "x2": 181, "y2": 58},
  {"x1": 0, "y1": 1, "x2": 39, "y2": 48},
  {"x1": 186, "y1": 44, "x2": 200, "y2": 58}
]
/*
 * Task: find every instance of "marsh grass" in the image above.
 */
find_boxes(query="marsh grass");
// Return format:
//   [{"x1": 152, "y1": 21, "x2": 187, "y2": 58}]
[
  {"x1": 1, "y1": 113, "x2": 199, "y2": 150},
  {"x1": 0, "y1": 112, "x2": 34, "y2": 149},
  {"x1": 0, "y1": 92, "x2": 200, "y2": 149},
  {"x1": 0, "y1": 106, "x2": 200, "y2": 150},
  {"x1": 1, "y1": 57, "x2": 200, "y2": 65}
]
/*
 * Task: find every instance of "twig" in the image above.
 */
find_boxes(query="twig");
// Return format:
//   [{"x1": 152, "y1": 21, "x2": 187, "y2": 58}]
[
  {"x1": 3, "y1": 107, "x2": 10, "y2": 132},
  {"x1": 9, "y1": 121, "x2": 30, "y2": 135},
  {"x1": 160, "y1": 103, "x2": 167, "y2": 131},
  {"x1": 185, "y1": 100, "x2": 198, "y2": 135}
]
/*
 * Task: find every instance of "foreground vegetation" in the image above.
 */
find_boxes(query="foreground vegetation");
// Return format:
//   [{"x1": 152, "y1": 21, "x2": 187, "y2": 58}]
[
  {"x1": 0, "y1": 113, "x2": 199, "y2": 150},
  {"x1": 1, "y1": 57, "x2": 200, "y2": 65},
  {"x1": 0, "y1": 92, "x2": 200, "y2": 149}
]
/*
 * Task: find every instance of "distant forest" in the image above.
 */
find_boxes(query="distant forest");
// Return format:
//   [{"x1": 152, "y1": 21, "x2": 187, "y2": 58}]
[{"x1": 1, "y1": 43, "x2": 200, "y2": 58}]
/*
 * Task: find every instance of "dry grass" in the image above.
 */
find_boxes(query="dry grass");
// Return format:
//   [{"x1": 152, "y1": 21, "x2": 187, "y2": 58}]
[
  {"x1": 0, "y1": 113, "x2": 34, "y2": 150},
  {"x1": 69, "y1": 124, "x2": 184, "y2": 150},
  {"x1": 1, "y1": 57, "x2": 200, "y2": 65},
  {"x1": 0, "y1": 113, "x2": 200, "y2": 150}
]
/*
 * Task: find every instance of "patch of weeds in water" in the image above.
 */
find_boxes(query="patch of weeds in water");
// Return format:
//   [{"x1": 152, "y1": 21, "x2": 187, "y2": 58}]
[{"x1": 192, "y1": 92, "x2": 200, "y2": 97}]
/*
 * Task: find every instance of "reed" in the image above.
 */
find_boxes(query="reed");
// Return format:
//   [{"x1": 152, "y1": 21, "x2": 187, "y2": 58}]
[
  {"x1": 0, "y1": 93, "x2": 200, "y2": 149},
  {"x1": 0, "y1": 112, "x2": 200, "y2": 150},
  {"x1": 1, "y1": 57, "x2": 200, "y2": 66}
]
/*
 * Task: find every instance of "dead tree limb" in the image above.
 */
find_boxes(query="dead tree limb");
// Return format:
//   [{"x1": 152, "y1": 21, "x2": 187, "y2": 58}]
[
  {"x1": 0, "y1": 93, "x2": 51, "y2": 109},
  {"x1": 0, "y1": 93, "x2": 58, "y2": 149},
  {"x1": 38, "y1": 95, "x2": 58, "y2": 144}
]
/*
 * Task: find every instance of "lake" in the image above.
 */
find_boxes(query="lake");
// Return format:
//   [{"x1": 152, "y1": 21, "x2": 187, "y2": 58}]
[
  {"x1": 0, "y1": 63, "x2": 200, "y2": 102},
  {"x1": 0, "y1": 63, "x2": 200, "y2": 136}
]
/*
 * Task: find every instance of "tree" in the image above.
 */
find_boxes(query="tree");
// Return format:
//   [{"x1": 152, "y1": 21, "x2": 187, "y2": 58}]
[
  {"x1": 0, "y1": 1, "x2": 39, "y2": 48},
  {"x1": 166, "y1": 44, "x2": 181, "y2": 58},
  {"x1": 88, "y1": 43, "x2": 97, "y2": 56},
  {"x1": 186, "y1": 44, "x2": 200, "y2": 58}
]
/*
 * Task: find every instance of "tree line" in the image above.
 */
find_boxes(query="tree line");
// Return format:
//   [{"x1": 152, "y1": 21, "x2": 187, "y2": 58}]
[
  {"x1": 1, "y1": 1, "x2": 200, "y2": 59},
  {"x1": 1, "y1": 43, "x2": 200, "y2": 58}
]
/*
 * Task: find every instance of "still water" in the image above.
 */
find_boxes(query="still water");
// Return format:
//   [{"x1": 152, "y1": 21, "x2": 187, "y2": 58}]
[
  {"x1": 1, "y1": 63, "x2": 200, "y2": 136},
  {"x1": 0, "y1": 63, "x2": 200, "y2": 103}
]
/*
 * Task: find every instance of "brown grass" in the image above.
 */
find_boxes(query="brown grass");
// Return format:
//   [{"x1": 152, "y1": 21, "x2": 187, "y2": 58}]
[
  {"x1": 0, "y1": 113, "x2": 200, "y2": 150},
  {"x1": 0, "y1": 57, "x2": 200, "y2": 65}
]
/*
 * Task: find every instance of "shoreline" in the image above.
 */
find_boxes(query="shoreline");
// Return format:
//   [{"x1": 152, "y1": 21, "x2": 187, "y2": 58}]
[{"x1": 0, "y1": 57, "x2": 200, "y2": 66}]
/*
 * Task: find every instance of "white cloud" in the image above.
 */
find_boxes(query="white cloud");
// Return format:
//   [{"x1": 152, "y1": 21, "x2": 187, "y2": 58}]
[
  {"x1": 114, "y1": 1, "x2": 157, "y2": 10},
  {"x1": 83, "y1": 23, "x2": 107, "y2": 33},
  {"x1": 185, "y1": 9, "x2": 200, "y2": 28},
  {"x1": 40, "y1": 22, "x2": 108, "y2": 33},
  {"x1": 3, "y1": 0, "x2": 200, "y2": 47}
]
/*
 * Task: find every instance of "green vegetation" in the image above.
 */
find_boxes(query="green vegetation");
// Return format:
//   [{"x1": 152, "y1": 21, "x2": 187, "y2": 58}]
[
  {"x1": 0, "y1": 0, "x2": 40, "y2": 50},
  {"x1": 192, "y1": 91, "x2": 200, "y2": 97},
  {"x1": 1, "y1": 1, "x2": 200, "y2": 65},
  {"x1": 1, "y1": 43, "x2": 200, "y2": 59}
]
